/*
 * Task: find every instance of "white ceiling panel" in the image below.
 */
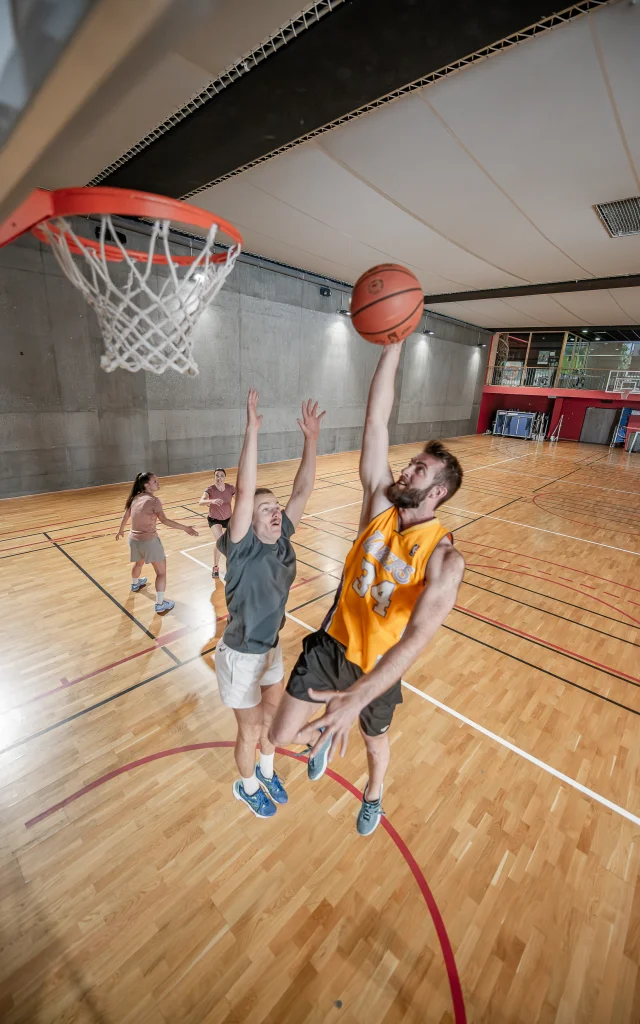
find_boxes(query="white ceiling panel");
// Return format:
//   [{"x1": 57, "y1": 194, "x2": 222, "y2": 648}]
[
  {"x1": 545, "y1": 288, "x2": 637, "y2": 325},
  {"x1": 199, "y1": 177, "x2": 393, "y2": 280},
  {"x1": 319, "y1": 93, "x2": 587, "y2": 283},
  {"x1": 198, "y1": 1, "x2": 640, "y2": 329},
  {"x1": 226, "y1": 144, "x2": 527, "y2": 289},
  {"x1": 426, "y1": 5, "x2": 640, "y2": 277}
]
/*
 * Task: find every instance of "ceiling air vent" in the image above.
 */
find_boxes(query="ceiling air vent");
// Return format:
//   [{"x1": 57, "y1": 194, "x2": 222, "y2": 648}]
[{"x1": 595, "y1": 196, "x2": 640, "y2": 237}]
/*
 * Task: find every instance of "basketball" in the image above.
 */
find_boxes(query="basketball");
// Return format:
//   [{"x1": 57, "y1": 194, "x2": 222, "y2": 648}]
[{"x1": 350, "y1": 263, "x2": 424, "y2": 345}]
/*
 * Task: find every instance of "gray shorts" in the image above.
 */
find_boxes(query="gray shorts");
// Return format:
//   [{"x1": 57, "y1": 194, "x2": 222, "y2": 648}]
[{"x1": 129, "y1": 536, "x2": 165, "y2": 563}]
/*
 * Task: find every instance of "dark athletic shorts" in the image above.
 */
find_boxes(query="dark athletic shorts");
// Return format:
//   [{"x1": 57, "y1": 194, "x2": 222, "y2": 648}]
[
  {"x1": 286, "y1": 629, "x2": 402, "y2": 737},
  {"x1": 208, "y1": 516, "x2": 230, "y2": 529}
]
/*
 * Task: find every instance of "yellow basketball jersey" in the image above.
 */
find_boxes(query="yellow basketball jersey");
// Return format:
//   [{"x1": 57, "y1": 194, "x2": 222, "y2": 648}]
[{"x1": 325, "y1": 505, "x2": 451, "y2": 674}]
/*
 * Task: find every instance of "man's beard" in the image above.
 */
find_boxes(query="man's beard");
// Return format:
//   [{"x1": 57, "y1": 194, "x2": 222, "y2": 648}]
[{"x1": 385, "y1": 480, "x2": 431, "y2": 509}]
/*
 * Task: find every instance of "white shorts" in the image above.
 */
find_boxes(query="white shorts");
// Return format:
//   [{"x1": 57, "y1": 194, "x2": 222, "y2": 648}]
[{"x1": 214, "y1": 641, "x2": 284, "y2": 710}]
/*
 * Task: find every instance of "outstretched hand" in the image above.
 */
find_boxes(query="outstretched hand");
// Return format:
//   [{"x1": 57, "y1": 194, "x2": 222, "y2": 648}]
[
  {"x1": 295, "y1": 687, "x2": 363, "y2": 759},
  {"x1": 247, "y1": 387, "x2": 263, "y2": 430},
  {"x1": 297, "y1": 399, "x2": 326, "y2": 441}
]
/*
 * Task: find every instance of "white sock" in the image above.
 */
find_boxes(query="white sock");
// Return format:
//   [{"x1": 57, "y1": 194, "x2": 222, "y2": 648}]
[
  {"x1": 259, "y1": 752, "x2": 274, "y2": 780},
  {"x1": 156, "y1": 591, "x2": 164, "y2": 604},
  {"x1": 242, "y1": 774, "x2": 260, "y2": 796}
]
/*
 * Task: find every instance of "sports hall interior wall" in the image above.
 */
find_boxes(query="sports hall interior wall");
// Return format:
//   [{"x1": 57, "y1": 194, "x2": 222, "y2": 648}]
[{"x1": 0, "y1": 231, "x2": 489, "y2": 498}]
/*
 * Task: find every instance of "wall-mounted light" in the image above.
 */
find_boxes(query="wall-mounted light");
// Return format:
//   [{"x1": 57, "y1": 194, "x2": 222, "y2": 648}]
[
  {"x1": 337, "y1": 308, "x2": 351, "y2": 316},
  {"x1": 424, "y1": 329, "x2": 435, "y2": 335},
  {"x1": 320, "y1": 286, "x2": 332, "y2": 297}
]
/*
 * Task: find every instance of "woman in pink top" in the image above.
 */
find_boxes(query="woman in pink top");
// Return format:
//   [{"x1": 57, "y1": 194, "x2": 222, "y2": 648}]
[
  {"x1": 116, "y1": 472, "x2": 198, "y2": 615},
  {"x1": 198, "y1": 468, "x2": 236, "y2": 579}
]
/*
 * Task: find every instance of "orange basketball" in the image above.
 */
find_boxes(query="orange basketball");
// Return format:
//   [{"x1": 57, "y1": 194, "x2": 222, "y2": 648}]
[{"x1": 350, "y1": 264, "x2": 424, "y2": 345}]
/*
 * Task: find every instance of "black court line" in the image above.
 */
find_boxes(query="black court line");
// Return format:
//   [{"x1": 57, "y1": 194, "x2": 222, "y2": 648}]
[
  {"x1": 463, "y1": 579, "x2": 640, "y2": 649},
  {"x1": 9, "y1": 584, "x2": 639, "y2": 757},
  {"x1": 531, "y1": 468, "x2": 582, "y2": 492},
  {"x1": 44, "y1": 532, "x2": 180, "y2": 660},
  {"x1": 465, "y1": 568, "x2": 638, "y2": 632},
  {"x1": 0, "y1": 497, "x2": 209, "y2": 545},
  {"x1": 453, "y1": 607, "x2": 640, "y2": 691},
  {"x1": 289, "y1": 588, "x2": 338, "y2": 613},
  {"x1": 0, "y1": 514, "x2": 204, "y2": 561},
  {"x1": 442, "y1": 624, "x2": 640, "y2": 718},
  {"x1": 292, "y1": 538, "x2": 347, "y2": 564},
  {"x1": 302, "y1": 520, "x2": 356, "y2": 543},
  {"x1": 452, "y1": 498, "x2": 522, "y2": 533}
]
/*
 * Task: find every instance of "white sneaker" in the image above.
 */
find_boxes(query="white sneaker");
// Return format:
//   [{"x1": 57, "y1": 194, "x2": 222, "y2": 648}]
[{"x1": 155, "y1": 599, "x2": 175, "y2": 614}]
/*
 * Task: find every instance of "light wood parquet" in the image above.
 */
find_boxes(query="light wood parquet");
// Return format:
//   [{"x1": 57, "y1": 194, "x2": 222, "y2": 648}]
[{"x1": 1, "y1": 435, "x2": 639, "y2": 1023}]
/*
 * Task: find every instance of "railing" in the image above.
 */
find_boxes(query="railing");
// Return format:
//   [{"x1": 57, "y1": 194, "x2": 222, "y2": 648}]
[
  {"x1": 489, "y1": 366, "x2": 615, "y2": 391},
  {"x1": 555, "y1": 370, "x2": 610, "y2": 391}
]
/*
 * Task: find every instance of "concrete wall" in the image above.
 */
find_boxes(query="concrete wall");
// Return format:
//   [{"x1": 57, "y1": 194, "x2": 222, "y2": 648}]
[{"x1": 0, "y1": 229, "x2": 489, "y2": 498}]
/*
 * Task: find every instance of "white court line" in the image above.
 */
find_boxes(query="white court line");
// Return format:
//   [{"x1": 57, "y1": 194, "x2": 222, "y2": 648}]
[
  {"x1": 180, "y1": 549, "x2": 213, "y2": 572},
  {"x1": 465, "y1": 453, "x2": 539, "y2": 473},
  {"x1": 284, "y1": 611, "x2": 640, "y2": 828},
  {"x1": 302, "y1": 500, "x2": 360, "y2": 518},
  {"x1": 465, "y1": 513, "x2": 640, "y2": 557}
]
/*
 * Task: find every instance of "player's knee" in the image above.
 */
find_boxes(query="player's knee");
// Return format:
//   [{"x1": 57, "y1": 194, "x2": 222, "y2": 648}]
[
  {"x1": 237, "y1": 719, "x2": 261, "y2": 744},
  {"x1": 361, "y1": 728, "x2": 389, "y2": 756},
  {"x1": 267, "y1": 716, "x2": 290, "y2": 746}
]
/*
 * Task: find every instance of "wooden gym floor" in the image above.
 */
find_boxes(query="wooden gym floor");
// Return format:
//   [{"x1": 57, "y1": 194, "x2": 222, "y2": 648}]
[{"x1": 1, "y1": 434, "x2": 639, "y2": 1024}]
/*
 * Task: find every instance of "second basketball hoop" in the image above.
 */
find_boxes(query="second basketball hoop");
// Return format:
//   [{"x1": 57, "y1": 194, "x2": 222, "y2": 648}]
[{"x1": 0, "y1": 187, "x2": 243, "y2": 376}]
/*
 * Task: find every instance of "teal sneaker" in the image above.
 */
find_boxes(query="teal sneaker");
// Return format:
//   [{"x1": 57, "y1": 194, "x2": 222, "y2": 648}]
[
  {"x1": 232, "y1": 780, "x2": 277, "y2": 818},
  {"x1": 305, "y1": 727, "x2": 332, "y2": 782},
  {"x1": 131, "y1": 577, "x2": 147, "y2": 592},
  {"x1": 256, "y1": 764, "x2": 288, "y2": 804},
  {"x1": 356, "y1": 784, "x2": 385, "y2": 837}
]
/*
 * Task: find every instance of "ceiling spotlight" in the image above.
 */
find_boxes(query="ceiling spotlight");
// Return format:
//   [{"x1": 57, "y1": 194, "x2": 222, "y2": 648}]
[
  {"x1": 595, "y1": 336, "x2": 601, "y2": 341},
  {"x1": 193, "y1": 270, "x2": 205, "y2": 282},
  {"x1": 581, "y1": 329, "x2": 588, "y2": 334}
]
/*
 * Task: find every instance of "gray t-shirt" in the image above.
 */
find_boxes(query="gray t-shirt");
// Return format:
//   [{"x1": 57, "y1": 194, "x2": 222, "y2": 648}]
[{"x1": 217, "y1": 512, "x2": 296, "y2": 654}]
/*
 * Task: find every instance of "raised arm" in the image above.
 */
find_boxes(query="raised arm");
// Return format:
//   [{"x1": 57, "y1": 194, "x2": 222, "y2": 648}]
[
  {"x1": 359, "y1": 342, "x2": 403, "y2": 529},
  {"x1": 299, "y1": 539, "x2": 465, "y2": 758},
  {"x1": 228, "y1": 388, "x2": 262, "y2": 543},
  {"x1": 284, "y1": 400, "x2": 326, "y2": 527}
]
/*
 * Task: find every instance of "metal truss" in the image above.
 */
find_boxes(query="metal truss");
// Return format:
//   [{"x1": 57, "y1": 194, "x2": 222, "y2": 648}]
[
  {"x1": 180, "y1": 0, "x2": 611, "y2": 199},
  {"x1": 87, "y1": 0, "x2": 345, "y2": 186}
]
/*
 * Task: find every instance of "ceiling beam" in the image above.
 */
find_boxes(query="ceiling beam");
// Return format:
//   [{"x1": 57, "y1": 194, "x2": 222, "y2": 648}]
[{"x1": 424, "y1": 274, "x2": 640, "y2": 303}]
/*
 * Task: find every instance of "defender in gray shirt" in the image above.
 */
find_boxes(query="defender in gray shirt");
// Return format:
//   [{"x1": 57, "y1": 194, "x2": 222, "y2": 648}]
[{"x1": 215, "y1": 387, "x2": 325, "y2": 819}]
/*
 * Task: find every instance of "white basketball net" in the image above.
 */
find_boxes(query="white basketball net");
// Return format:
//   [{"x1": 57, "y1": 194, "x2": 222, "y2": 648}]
[{"x1": 39, "y1": 215, "x2": 240, "y2": 375}]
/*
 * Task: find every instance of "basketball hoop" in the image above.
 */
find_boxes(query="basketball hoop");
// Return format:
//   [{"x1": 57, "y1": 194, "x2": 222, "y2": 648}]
[{"x1": 0, "y1": 188, "x2": 243, "y2": 375}]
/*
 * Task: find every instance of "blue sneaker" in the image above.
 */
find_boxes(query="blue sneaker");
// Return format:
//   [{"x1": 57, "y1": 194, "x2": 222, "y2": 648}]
[
  {"x1": 131, "y1": 577, "x2": 147, "y2": 592},
  {"x1": 154, "y1": 599, "x2": 175, "y2": 614},
  {"x1": 256, "y1": 764, "x2": 288, "y2": 804},
  {"x1": 305, "y1": 727, "x2": 332, "y2": 782},
  {"x1": 233, "y1": 780, "x2": 277, "y2": 818},
  {"x1": 356, "y1": 783, "x2": 385, "y2": 837}
]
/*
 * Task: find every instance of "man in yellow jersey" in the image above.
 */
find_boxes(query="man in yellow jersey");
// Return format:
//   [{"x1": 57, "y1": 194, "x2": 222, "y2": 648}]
[{"x1": 269, "y1": 341, "x2": 465, "y2": 834}]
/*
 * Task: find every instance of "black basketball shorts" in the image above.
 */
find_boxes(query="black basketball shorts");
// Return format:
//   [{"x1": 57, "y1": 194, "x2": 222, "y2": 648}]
[{"x1": 286, "y1": 629, "x2": 402, "y2": 737}]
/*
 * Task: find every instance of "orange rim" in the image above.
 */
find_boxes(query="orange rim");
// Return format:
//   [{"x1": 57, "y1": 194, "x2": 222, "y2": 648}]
[{"x1": 0, "y1": 187, "x2": 242, "y2": 264}]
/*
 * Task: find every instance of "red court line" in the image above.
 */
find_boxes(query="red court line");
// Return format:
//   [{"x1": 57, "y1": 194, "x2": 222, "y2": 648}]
[
  {"x1": 24, "y1": 741, "x2": 466, "y2": 1024},
  {"x1": 464, "y1": 564, "x2": 640, "y2": 628},
  {"x1": 454, "y1": 603, "x2": 640, "y2": 684},
  {"x1": 460, "y1": 540, "x2": 640, "y2": 596}
]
